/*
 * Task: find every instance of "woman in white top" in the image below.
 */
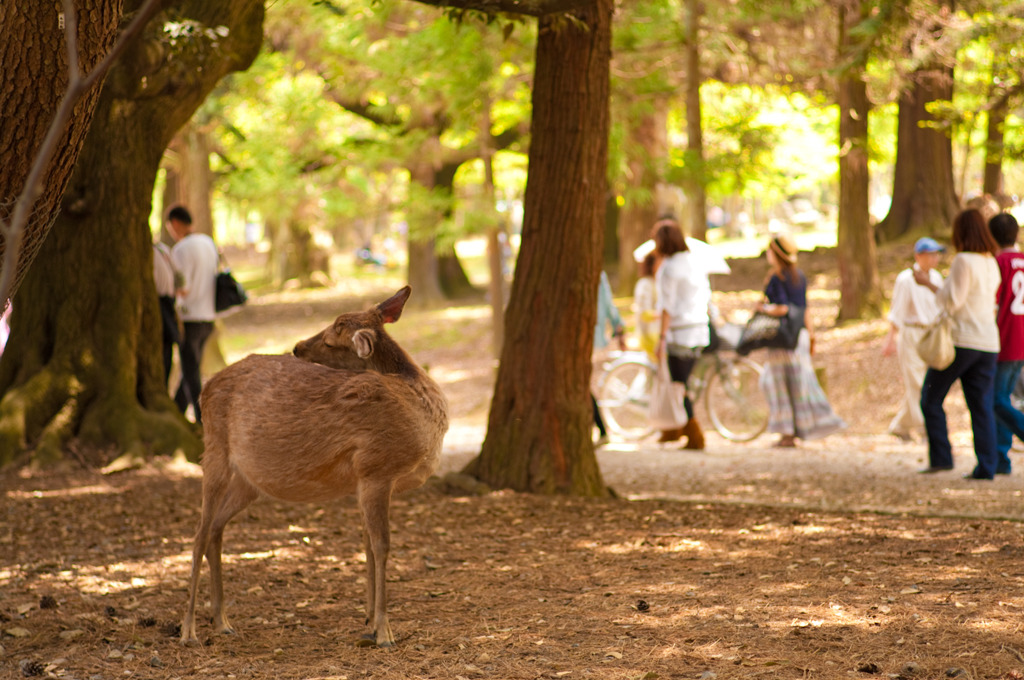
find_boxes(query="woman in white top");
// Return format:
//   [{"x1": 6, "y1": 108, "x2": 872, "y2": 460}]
[
  {"x1": 653, "y1": 219, "x2": 711, "y2": 449},
  {"x1": 914, "y1": 209, "x2": 1001, "y2": 479}
]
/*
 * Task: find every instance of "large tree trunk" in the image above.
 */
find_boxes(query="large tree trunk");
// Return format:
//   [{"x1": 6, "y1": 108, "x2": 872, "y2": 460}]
[
  {"x1": 877, "y1": 6, "x2": 959, "y2": 241},
  {"x1": 836, "y1": 0, "x2": 883, "y2": 323},
  {"x1": 0, "y1": 1, "x2": 126, "y2": 304},
  {"x1": 406, "y1": 160, "x2": 446, "y2": 307},
  {"x1": 981, "y1": 62, "x2": 1020, "y2": 202},
  {"x1": 434, "y1": 163, "x2": 480, "y2": 300},
  {"x1": 468, "y1": 0, "x2": 613, "y2": 496},
  {"x1": 982, "y1": 99, "x2": 1006, "y2": 199},
  {"x1": 0, "y1": 0, "x2": 264, "y2": 466},
  {"x1": 683, "y1": 0, "x2": 707, "y2": 241},
  {"x1": 616, "y1": 102, "x2": 668, "y2": 295},
  {"x1": 161, "y1": 121, "x2": 215, "y2": 236}
]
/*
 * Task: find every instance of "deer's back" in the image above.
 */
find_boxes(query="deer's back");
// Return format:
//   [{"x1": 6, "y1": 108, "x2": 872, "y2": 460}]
[{"x1": 200, "y1": 354, "x2": 449, "y2": 503}]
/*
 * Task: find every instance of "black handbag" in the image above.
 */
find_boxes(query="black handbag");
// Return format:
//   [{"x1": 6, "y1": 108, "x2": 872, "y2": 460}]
[
  {"x1": 736, "y1": 305, "x2": 805, "y2": 355},
  {"x1": 215, "y1": 270, "x2": 247, "y2": 312}
]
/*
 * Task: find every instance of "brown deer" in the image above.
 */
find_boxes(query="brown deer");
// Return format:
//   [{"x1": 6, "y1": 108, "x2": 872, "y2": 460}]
[{"x1": 181, "y1": 287, "x2": 449, "y2": 648}]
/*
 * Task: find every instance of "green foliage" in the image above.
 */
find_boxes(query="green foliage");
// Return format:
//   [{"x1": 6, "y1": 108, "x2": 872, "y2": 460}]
[
  {"x1": 666, "y1": 84, "x2": 836, "y2": 205},
  {"x1": 208, "y1": 0, "x2": 534, "y2": 254}
]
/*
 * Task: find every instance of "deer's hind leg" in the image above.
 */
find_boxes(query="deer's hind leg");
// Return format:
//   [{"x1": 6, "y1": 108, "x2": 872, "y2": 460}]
[{"x1": 181, "y1": 468, "x2": 258, "y2": 643}]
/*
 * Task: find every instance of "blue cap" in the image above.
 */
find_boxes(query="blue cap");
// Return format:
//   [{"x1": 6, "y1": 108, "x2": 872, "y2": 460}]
[{"x1": 914, "y1": 237, "x2": 946, "y2": 254}]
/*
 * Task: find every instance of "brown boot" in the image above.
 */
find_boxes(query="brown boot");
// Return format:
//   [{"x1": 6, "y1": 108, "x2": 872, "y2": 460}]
[
  {"x1": 657, "y1": 428, "x2": 683, "y2": 443},
  {"x1": 681, "y1": 417, "x2": 705, "y2": 450}
]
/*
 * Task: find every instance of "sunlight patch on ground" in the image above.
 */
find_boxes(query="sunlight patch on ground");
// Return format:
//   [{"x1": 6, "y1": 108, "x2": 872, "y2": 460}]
[
  {"x1": 6, "y1": 484, "x2": 122, "y2": 500},
  {"x1": 432, "y1": 365, "x2": 494, "y2": 385},
  {"x1": 791, "y1": 524, "x2": 832, "y2": 535},
  {"x1": 28, "y1": 564, "x2": 173, "y2": 596}
]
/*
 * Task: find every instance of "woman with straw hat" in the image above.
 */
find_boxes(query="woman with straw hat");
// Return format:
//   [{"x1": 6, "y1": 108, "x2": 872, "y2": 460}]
[{"x1": 756, "y1": 234, "x2": 845, "y2": 447}]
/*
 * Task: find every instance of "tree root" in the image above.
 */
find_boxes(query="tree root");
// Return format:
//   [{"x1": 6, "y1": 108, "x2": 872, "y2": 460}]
[{"x1": 0, "y1": 364, "x2": 201, "y2": 468}]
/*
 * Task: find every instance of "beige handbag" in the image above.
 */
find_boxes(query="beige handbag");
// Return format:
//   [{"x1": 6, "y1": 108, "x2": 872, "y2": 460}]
[
  {"x1": 648, "y1": 353, "x2": 688, "y2": 430},
  {"x1": 917, "y1": 313, "x2": 955, "y2": 370}
]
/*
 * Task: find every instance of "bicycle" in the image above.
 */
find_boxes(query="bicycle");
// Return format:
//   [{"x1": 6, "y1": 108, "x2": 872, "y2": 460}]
[{"x1": 595, "y1": 324, "x2": 769, "y2": 443}]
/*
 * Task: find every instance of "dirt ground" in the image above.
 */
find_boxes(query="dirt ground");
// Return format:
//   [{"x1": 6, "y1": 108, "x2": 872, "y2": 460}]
[{"x1": 4, "y1": 245, "x2": 1024, "y2": 680}]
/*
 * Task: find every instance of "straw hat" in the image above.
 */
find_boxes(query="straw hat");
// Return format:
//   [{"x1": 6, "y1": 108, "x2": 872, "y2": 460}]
[{"x1": 769, "y1": 233, "x2": 798, "y2": 265}]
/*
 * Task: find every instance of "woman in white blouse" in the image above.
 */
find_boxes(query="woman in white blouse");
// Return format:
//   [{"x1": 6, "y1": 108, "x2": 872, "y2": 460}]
[
  {"x1": 914, "y1": 209, "x2": 1001, "y2": 479},
  {"x1": 653, "y1": 219, "x2": 712, "y2": 449}
]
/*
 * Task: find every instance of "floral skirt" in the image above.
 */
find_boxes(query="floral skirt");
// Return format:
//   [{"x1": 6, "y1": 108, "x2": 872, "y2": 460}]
[{"x1": 760, "y1": 330, "x2": 846, "y2": 440}]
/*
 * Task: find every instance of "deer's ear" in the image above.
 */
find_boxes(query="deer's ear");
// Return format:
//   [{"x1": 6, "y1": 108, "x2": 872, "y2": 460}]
[
  {"x1": 352, "y1": 329, "x2": 376, "y2": 358},
  {"x1": 378, "y1": 286, "x2": 411, "y2": 324}
]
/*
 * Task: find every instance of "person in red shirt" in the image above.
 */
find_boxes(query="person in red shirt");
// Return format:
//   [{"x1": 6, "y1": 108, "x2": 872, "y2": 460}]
[{"x1": 990, "y1": 212, "x2": 1024, "y2": 475}]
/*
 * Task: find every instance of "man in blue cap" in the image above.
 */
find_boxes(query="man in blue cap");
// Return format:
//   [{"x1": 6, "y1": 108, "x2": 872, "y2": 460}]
[{"x1": 882, "y1": 237, "x2": 946, "y2": 441}]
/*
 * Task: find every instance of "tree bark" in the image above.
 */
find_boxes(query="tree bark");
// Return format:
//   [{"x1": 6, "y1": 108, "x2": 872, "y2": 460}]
[
  {"x1": 0, "y1": 1, "x2": 127, "y2": 305},
  {"x1": 435, "y1": 163, "x2": 480, "y2": 300},
  {"x1": 162, "y1": 121, "x2": 215, "y2": 236},
  {"x1": 835, "y1": 0, "x2": 883, "y2": 323},
  {"x1": 481, "y1": 103, "x2": 506, "y2": 357},
  {"x1": 876, "y1": 5, "x2": 959, "y2": 241},
  {"x1": 683, "y1": 0, "x2": 707, "y2": 241},
  {"x1": 981, "y1": 61, "x2": 1021, "y2": 202},
  {"x1": 616, "y1": 102, "x2": 668, "y2": 295},
  {"x1": 406, "y1": 160, "x2": 446, "y2": 307},
  {"x1": 468, "y1": 0, "x2": 613, "y2": 496},
  {"x1": 982, "y1": 100, "x2": 1006, "y2": 199},
  {"x1": 0, "y1": 0, "x2": 264, "y2": 466}
]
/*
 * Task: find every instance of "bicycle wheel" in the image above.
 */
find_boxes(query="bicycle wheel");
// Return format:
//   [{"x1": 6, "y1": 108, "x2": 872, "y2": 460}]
[
  {"x1": 597, "y1": 359, "x2": 656, "y2": 441},
  {"x1": 704, "y1": 356, "x2": 768, "y2": 442}
]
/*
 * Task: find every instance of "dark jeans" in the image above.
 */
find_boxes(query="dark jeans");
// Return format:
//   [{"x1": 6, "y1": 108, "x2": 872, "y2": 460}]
[
  {"x1": 592, "y1": 394, "x2": 606, "y2": 437},
  {"x1": 175, "y1": 321, "x2": 214, "y2": 424},
  {"x1": 667, "y1": 352, "x2": 698, "y2": 421},
  {"x1": 994, "y1": 359, "x2": 1024, "y2": 473},
  {"x1": 920, "y1": 347, "x2": 998, "y2": 478},
  {"x1": 158, "y1": 295, "x2": 180, "y2": 386}
]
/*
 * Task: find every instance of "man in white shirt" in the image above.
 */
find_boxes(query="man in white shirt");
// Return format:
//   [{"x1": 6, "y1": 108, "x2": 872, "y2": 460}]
[
  {"x1": 168, "y1": 205, "x2": 219, "y2": 424},
  {"x1": 882, "y1": 237, "x2": 945, "y2": 441}
]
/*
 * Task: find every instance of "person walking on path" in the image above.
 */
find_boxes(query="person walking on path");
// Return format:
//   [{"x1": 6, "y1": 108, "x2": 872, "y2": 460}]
[
  {"x1": 593, "y1": 270, "x2": 626, "y2": 445},
  {"x1": 633, "y1": 251, "x2": 660, "y2": 360},
  {"x1": 153, "y1": 240, "x2": 182, "y2": 387},
  {"x1": 757, "y1": 233, "x2": 845, "y2": 448},
  {"x1": 653, "y1": 218, "x2": 711, "y2": 449},
  {"x1": 882, "y1": 237, "x2": 946, "y2": 441},
  {"x1": 914, "y1": 208, "x2": 1001, "y2": 479},
  {"x1": 989, "y1": 212, "x2": 1024, "y2": 475},
  {"x1": 167, "y1": 205, "x2": 219, "y2": 425}
]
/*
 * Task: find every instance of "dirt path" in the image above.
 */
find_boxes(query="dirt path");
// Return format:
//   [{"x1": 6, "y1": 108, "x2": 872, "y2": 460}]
[{"x1": 441, "y1": 428, "x2": 1024, "y2": 522}]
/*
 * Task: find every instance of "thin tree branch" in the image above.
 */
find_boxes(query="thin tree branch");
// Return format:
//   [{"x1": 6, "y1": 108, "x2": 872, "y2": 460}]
[{"x1": 0, "y1": 0, "x2": 164, "y2": 308}]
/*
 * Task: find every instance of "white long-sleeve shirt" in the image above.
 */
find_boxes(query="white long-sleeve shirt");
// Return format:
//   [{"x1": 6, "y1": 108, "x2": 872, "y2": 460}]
[
  {"x1": 655, "y1": 250, "x2": 711, "y2": 348},
  {"x1": 936, "y1": 252, "x2": 1000, "y2": 352},
  {"x1": 889, "y1": 267, "x2": 943, "y2": 328}
]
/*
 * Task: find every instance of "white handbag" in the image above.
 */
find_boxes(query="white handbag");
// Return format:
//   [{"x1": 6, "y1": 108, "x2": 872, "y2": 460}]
[
  {"x1": 917, "y1": 313, "x2": 955, "y2": 370},
  {"x1": 648, "y1": 353, "x2": 688, "y2": 430}
]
